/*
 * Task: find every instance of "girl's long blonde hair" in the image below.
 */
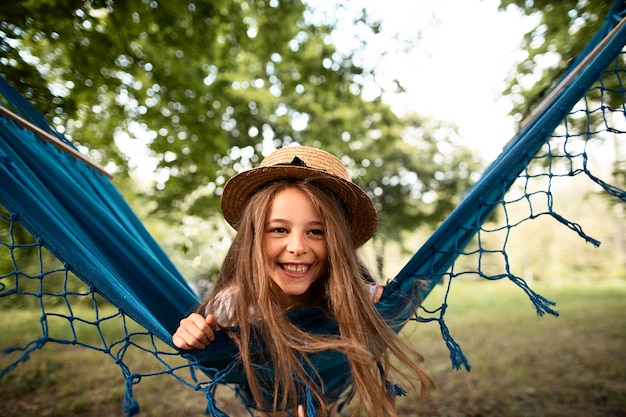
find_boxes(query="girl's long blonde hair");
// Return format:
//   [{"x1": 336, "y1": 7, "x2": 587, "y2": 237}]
[{"x1": 198, "y1": 179, "x2": 433, "y2": 415}]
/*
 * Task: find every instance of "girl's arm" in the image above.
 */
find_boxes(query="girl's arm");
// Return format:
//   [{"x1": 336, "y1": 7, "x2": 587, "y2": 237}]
[{"x1": 172, "y1": 313, "x2": 218, "y2": 350}]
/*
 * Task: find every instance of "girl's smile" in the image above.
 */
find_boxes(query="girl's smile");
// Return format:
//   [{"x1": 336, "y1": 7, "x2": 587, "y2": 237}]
[
  {"x1": 280, "y1": 263, "x2": 313, "y2": 274},
  {"x1": 264, "y1": 187, "x2": 328, "y2": 307}
]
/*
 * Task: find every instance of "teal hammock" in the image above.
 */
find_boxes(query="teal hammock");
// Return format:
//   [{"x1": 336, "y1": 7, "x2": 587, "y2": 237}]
[{"x1": 2, "y1": 1, "x2": 626, "y2": 415}]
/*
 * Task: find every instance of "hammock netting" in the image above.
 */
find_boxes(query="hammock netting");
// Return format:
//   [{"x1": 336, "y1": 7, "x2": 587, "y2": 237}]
[{"x1": 2, "y1": 2, "x2": 626, "y2": 415}]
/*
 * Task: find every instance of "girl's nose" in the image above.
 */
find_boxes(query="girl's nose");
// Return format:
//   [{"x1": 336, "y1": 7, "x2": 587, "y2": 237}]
[{"x1": 287, "y1": 233, "x2": 308, "y2": 255}]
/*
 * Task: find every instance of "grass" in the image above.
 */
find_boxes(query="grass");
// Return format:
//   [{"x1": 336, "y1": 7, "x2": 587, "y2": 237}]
[
  {"x1": 399, "y1": 279, "x2": 626, "y2": 417},
  {"x1": 1, "y1": 279, "x2": 625, "y2": 416}
]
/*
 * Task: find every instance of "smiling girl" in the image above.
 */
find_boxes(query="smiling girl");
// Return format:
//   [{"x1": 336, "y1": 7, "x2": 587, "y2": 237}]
[{"x1": 173, "y1": 146, "x2": 433, "y2": 416}]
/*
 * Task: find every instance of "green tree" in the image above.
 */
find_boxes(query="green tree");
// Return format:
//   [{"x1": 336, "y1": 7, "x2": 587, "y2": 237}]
[
  {"x1": 499, "y1": 0, "x2": 614, "y2": 122},
  {"x1": 348, "y1": 113, "x2": 480, "y2": 278},
  {"x1": 1, "y1": 0, "x2": 482, "y2": 275}
]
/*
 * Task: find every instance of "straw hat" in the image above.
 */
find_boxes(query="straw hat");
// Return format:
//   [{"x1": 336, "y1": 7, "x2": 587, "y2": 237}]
[{"x1": 220, "y1": 146, "x2": 377, "y2": 247}]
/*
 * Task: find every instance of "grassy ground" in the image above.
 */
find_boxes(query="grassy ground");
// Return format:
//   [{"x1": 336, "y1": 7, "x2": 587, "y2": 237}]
[{"x1": 1, "y1": 279, "x2": 625, "y2": 416}]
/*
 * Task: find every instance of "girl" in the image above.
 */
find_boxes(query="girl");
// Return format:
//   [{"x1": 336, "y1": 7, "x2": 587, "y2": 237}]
[{"x1": 173, "y1": 146, "x2": 433, "y2": 416}]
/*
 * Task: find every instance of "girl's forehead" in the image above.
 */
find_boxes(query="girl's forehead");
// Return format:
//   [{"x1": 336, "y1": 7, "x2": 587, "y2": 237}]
[
  {"x1": 269, "y1": 187, "x2": 319, "y2": 214},
  {"x1": 264, "y1": 188, "x2": 324, "y2": 226}
]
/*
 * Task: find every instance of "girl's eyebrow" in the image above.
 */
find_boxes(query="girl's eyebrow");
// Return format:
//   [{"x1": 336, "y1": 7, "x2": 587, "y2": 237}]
[
  {"x1": 266, "y1": 219, "x2": 324, "y2": 226},
  {"x1": 266, "y1": 218, "x2": 289, "y2": 224}
]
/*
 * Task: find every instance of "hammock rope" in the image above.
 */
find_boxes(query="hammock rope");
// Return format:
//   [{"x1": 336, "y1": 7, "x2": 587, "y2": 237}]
[{"x1": 2, "y1": 1, "x2": 626, "y2": 415}]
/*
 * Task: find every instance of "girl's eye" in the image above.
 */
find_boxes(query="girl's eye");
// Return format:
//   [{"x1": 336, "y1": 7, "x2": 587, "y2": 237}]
[
  {"x1": 309, "y1": 229, "x2": 324, "y2": 236},
  {"x1": 271, "y1": 227, "x2": 287, "y2": 234}
]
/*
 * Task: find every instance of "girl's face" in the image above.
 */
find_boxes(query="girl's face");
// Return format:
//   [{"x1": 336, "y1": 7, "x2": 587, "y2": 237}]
[{"x1": 263, "y1": 187, "x2": 328, "y2": 307}]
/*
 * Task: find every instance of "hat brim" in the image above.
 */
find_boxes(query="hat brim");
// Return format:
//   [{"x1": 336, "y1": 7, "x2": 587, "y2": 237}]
[{"x1": 220, "y1": 165, "x2": 377, "y2": 247}]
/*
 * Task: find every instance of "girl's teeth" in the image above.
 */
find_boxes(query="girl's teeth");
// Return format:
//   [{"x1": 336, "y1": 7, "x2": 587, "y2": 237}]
[{"x1": 283, "y1": 264, "x2": 308, "y2": 273}]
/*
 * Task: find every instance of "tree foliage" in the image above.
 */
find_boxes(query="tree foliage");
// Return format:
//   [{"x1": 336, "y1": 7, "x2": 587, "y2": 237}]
[
  {"x1": 1, "y1": 0, "x2": 482, "y2": 272},
  {"x1": 498, "y1": 0, "x2": 614, "y2": 122}
]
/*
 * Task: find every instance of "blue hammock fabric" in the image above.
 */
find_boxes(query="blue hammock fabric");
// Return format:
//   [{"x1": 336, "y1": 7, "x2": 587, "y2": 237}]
[
  {"x1": 0, "y1": 109, "x2": 199, "y2": 343},
  {"x1": 2, "y1": 1, "x2": 626, "y2": 415}
]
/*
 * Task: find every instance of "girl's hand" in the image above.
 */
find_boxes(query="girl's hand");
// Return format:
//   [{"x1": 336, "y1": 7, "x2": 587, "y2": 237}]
[
  {"x1": 371, "y1": 284, "x2": 384, "y2": 303},
  {"x1": 172, "y1": 313, "x2": 218, "y2": 350}
]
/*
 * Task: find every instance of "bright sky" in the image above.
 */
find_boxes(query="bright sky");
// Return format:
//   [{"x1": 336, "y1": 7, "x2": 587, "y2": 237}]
[{"x1": 308, "y1": 0, "x2": 537, "y2": 162}]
